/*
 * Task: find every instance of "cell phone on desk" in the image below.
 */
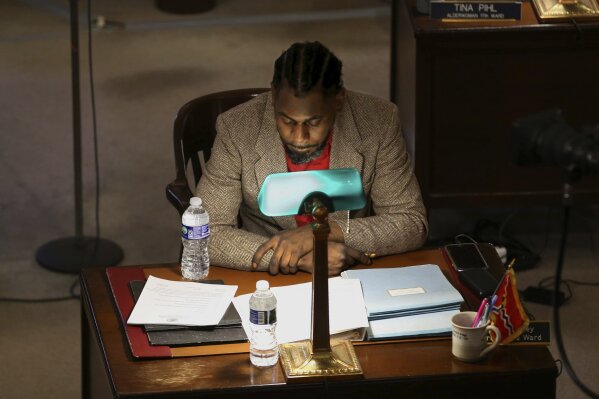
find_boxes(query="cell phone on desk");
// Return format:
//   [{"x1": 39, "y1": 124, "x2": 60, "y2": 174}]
[{"x1": 445, "y1": 243, "x2": 499, "y2": 298}]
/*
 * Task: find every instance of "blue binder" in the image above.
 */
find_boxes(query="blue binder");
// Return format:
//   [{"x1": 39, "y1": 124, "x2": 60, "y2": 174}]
[
  {"x1": 367, "y1": 308, "x2": 460, "y2": 340},
  {"x1": 342, "y1": 264, "x2": 464, "y2": 320}
]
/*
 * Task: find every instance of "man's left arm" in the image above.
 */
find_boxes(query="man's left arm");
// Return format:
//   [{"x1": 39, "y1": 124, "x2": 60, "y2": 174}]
[{"x1": 336, "y1": 105, "x2": 428, "y2": 256}]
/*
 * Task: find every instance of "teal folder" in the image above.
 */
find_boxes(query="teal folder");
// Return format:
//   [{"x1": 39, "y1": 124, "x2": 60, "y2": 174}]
[{"x1": 341, "y1": 264, "x2": 464, "y2": 320}]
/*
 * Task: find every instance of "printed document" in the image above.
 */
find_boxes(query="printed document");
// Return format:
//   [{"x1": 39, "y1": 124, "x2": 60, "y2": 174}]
[
  {"x1": 127, "y1": 276, "x2": 238, "y2": 326},
  {"x1": 233, "y1": 277, "x2": 369, "y2": 344}
]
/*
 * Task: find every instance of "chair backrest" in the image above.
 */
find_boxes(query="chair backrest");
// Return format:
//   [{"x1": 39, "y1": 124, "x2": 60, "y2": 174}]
[{"x1": 167, "y1": 88, "x2": 269, "y2": 215}]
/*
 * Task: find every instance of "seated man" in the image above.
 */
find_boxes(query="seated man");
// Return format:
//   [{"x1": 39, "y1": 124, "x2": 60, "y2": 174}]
[{"x1": 198, "y1": 41, "x2": 427, "y2": 276}]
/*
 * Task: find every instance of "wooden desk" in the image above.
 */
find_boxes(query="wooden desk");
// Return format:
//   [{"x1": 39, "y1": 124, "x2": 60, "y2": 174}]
[
  {"x1": 81, "y1": 248, "x2": 557, "y2": 398},
  {"x1": 391, "y1": 0, "x2": 599, "y2": 208}
]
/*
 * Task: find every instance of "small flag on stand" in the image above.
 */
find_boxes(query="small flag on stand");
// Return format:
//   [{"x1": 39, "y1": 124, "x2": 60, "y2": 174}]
[{"x1": 490, "y1": 265, "x2": 530, "y2": 344}]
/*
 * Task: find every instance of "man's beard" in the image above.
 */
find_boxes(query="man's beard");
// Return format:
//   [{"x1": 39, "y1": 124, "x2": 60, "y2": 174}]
[{"x1": 284, "y1": 135, "x2": 329, "y2": 165}]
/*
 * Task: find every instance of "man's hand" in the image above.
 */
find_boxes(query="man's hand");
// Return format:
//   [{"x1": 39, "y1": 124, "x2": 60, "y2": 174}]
[
  {"x1": 297, "y1": 242, "x2": 372, "y2": 277},
  {"x1": 251, "y1": 225, "x2": 314, "y2": 275}
]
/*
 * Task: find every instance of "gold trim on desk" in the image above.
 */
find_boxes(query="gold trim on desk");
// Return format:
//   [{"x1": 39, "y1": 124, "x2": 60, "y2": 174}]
[
  {"x1": 441, "y1": 18, "x2": 520, "y2": 21},
  {"x1": 532, "y1": 0, "x2": 599, "y2": 21}
]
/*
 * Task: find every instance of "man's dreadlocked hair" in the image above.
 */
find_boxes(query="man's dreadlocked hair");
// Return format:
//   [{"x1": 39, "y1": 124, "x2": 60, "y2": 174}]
[{"x1": 271, "y1": 41, "x2": 343, "y2": 96}]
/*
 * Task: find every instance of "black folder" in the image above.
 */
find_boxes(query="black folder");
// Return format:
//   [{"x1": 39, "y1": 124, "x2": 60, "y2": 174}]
[{"x1": 129, "y1": 280, "x2": 248, "y2": 346}]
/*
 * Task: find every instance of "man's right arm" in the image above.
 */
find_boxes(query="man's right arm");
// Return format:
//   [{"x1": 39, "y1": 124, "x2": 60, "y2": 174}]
[{"x1": 197, "y1": 116, "x2": 273, "y2": 271}]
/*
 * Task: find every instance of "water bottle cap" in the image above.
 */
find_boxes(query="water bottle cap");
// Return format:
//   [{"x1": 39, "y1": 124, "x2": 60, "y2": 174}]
[
  {"x1": 189, "y1": 197, "x2": 202, "y2": 206},
  {"x1": 256, "y1": 280, "x2": 269, "y2": 291}
]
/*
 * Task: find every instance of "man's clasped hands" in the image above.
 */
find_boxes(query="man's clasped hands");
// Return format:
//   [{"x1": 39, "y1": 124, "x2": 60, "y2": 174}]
[{"x1": 251, "y1": 223, "x2": 371, "y2": 276}]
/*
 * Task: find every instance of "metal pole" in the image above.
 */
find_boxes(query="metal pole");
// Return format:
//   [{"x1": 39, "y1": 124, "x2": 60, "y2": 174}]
[
  {"x1": 311, "y1": 205, "x2": 331, "y2": 353},
  {"x1": 70, "y1": 0, "x2": 84, "y2": 240},
  {"x1": 35, "y1": 0, "x2": 123, "y2": 273},
  {"x1": 390, "y1": 0, "x2": 398, "y2": 103}
]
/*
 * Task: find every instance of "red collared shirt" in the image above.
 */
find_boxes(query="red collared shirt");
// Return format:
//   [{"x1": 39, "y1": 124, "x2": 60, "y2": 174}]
[{"x1": 284, "y1": 131, "x2": 333, "y2": 227}]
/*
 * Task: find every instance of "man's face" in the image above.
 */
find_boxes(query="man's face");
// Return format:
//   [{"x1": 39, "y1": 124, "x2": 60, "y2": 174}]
[{"x1": 272, "y1": 83, "x2": 344, "y2": 164}]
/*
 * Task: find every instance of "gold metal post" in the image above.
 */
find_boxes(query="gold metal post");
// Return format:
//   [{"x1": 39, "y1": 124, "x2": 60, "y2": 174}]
[{"x1": 279, "y1": 200, "x2": 363, "y2": 382}]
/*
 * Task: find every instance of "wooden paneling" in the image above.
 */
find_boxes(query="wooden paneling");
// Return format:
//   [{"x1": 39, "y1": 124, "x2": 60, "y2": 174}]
[{"x1": 394, "y1": 0, "x2": 599, "y2": 208}]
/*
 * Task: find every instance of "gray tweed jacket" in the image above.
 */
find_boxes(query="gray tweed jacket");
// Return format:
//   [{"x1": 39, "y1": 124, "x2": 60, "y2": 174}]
[{"x1": 197, "y1": 90, "x2": 428, "y2": 271}]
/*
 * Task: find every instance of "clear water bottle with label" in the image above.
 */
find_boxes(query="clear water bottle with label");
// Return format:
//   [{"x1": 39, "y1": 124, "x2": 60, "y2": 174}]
[
  {"x1": 181, "y1": 197, "x2": 210, "y2": 280},
  {"x1": 249, "y1": 280, "x2": 279, "y2": 367}
]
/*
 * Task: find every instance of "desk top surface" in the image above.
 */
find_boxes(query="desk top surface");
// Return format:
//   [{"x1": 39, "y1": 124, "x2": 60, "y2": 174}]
[{"x1": 81, "y1": 248, "x2": 557, "y2": 398}]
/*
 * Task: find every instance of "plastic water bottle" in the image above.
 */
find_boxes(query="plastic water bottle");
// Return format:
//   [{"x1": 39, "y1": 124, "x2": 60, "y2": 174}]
[
  {"x1": 181, "y1": 197, "x2": 210, "y2": 280},
  {"x1": 249, "y1": 280, "x2": 279, "y2": 367}
]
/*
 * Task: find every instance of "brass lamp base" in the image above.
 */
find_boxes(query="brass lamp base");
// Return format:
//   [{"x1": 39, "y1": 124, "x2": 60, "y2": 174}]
[
  {"x1": 532, "y1": 0, "x2": 599, "y2": 21},
  {"x1": 279, "y1": 339, "x2": 363, "y2": 382}
]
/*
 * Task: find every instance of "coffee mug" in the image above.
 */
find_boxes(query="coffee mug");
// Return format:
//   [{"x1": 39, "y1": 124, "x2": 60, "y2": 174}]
[{"x1": 451, "y1": 311, "x2": 501, "y2": 362}]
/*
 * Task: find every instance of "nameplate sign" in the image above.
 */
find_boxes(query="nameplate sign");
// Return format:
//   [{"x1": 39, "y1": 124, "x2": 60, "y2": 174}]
[
  {"x1": 511, "y1": 321, "x2": 551, "y2": 345},
  {"x1": 430, "y1": 1, "x2": 522, "y2": 20}
]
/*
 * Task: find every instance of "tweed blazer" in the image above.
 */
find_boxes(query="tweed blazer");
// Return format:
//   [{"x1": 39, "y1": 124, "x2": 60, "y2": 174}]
[{"x1": 197, "y1": 90, "x2": 428, "y2": 271}]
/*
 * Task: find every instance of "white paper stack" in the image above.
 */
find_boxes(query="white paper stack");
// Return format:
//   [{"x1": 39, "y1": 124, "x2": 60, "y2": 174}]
[
  {"x1": 232, "y1": 277, "x2": 369, "y2": 344},
  {"x1": 127, "y1": 276, "x2": 238, "y2": 327}
]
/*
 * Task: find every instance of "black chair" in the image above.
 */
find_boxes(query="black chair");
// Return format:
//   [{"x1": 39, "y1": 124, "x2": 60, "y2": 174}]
[{"x1": 166, "y1": 88, "x2": 269, "y2": 217}]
